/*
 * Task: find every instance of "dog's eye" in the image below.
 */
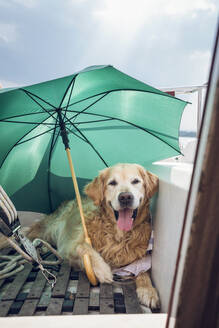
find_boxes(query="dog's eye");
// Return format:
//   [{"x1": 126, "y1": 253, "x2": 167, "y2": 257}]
[
  {"x1": 108, "y1": 180, "x2": 117, "y2": 186},
  {"x1": 132, "y1": 178, "x2": 140, "y2": 184}
]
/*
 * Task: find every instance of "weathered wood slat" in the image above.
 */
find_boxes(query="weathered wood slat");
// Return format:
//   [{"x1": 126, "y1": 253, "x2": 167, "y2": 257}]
[
  {"x1": 9, "y1": 300, "x2": 23, "y2": 314},
  {"x1": 37, "y1": 286, "x2": 52, "y2": 310},
  {"x1": 18, "y1": 299, "x2": 39, "y2": 316},
  {"x1": 72, "y1": 271, "x2": 90, "y2": 314},
  {"x1": 99, "y1": 283, "x2": 114, "y2": 314},
  {"x1": 27, "y1": 270, "x2": 47, "y2": 299},
  {"x1": 26, "y1": 270, "x2": 38, "y2": 282},
  {"x1": 16, "y1": 292, "x2": 28, "y2": 301},
  {"x1": 1, "y1": 263, "x2": 32, "y2": 301},
  {"x1": 0, "y1": 300, "x2": 13, "y2": 317},
  {"x1": 67, "y1": 280, "x2": 78, "y2": 294},
  {"x1": 52, "y1": 262, "x2": 71, "y2": 298},
  {"x1": 62, "y1": 298, "x2": 74, "y2": 312},
  {"x1": 76, "y1": 271, "x2": 90, "y2": 298},
  {"x1": 114, "y1": 292, "x2": 126, "y2": 313},
  {"x1": 0, "y1": 252, "x2": 144, "y2": 316},
  {"x1": 27, "y1": 253, "x2": 58, "y2": 300},
  {"x1": 0, "y1": 277, "x2": 7, "y2": 290},
  {"x1": 73, "y1": 297, "x2": 89, "y2": 315},
  {"x1": 100, "y1": 283, "x2": 113, "y2": 299},
  {"x1": 46, "y1": 298, "x2": 64, "y2": 315},
  {"x1": 122, "y1": 283, "x2": 142, "y2": 314},
  {"x1": 34, "y1": 310, "x2": 46, "y2": 316},
  {"x1": 89, "y1": 287, "x2": 99, "y2": 310},
  {"x1": 100, "y1": 298, "x2": 114, "y2": 314}
]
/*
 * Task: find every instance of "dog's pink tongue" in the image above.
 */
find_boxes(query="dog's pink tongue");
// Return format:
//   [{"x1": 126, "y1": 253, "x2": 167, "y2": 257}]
[{"x1": 117, "y1": 209, "x2": 133, "y2": 231}]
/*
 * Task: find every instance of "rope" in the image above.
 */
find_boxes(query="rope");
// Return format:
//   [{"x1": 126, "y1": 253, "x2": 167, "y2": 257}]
[
  {"x1": 0, "y1": 255, "x2": 25, "y2": 279},
  {"x1": 0, "y1": 238, "x2": 63, "y2": 280},
  {"x1": 33, "y1": 238, "x2": 63, "y2": 266},
  {"x1": 7, "y1": 236, "x2": 33, "y2": 262}
]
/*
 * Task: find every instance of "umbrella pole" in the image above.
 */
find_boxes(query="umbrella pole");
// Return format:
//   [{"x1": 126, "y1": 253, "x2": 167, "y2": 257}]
[
  {"x1": 65, "y1": 148, "x2": 98, "y2": 286},
  {"x1": 57, "y1": 108, "x2": 97, "y2": 285}
]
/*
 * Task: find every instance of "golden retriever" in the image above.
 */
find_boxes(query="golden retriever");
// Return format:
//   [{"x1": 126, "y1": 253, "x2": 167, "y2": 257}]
[{"x1": 9, "y1": 163, "x2": 160, "y2": 308}]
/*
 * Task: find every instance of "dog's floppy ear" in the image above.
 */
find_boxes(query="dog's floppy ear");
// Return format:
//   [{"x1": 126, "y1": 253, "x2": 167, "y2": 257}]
[
  {"x1": 137, "y1": 165, "x2": 159, "y2": 199},
  {"x1": 84, "y1": 168, "x2": 109, "y2": 206}
]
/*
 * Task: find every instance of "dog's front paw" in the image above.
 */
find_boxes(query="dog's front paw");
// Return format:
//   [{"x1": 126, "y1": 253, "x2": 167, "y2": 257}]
[
  {"x1": 137, "y1": 286, "x2": 160, "y2": 309},
  {"x1": 93, "y1": 259, "x2": 113, "y2": 284},
  {"x1": 76, "y1": 243, "x2": 113, "y2": 283}
]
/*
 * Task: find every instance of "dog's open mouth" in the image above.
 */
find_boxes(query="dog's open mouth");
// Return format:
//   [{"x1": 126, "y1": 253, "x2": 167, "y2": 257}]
[{"x1": 114, "y1": 208, "x2": 138, "y2": 231}]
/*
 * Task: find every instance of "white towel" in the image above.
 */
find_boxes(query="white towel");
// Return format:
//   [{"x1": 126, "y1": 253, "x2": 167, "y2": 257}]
[{"x1": 112, "y1": 230, "x2": 154, "y2": 277}]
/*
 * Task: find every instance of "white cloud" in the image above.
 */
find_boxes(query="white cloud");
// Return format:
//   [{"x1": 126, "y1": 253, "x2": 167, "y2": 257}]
[
  {"x1": 0, "y1": 0, "x2": 37, "y2": 9},
  {"x1": 76, "y1": 0, "x2": 217, "y2": 65},
  {"x1": 189, "y1": 50, "x2": 212, "y2": 83},
  {"x1": 62, "y1": 0, "x2": 218, "y2": 49},
  {"x1": 0, "y1": 79, "x2": 21, "y2": 88},
  {"x1": 93, "y1": 1, "x2": 148, "y2": 43},
  {"x1": 165, "y1": 0, "x2": 216, "y2": 15},
  {"x1": 92, "y1": 0, "x2": 217, "y2": 40},
  {"x1": 0, "y1": 23, "x2": 17, "y2": 43},
  {"x1": 60, "y1": 0, "x2": 217, "y2": 92},
  {"x1": 13, "y1": 0, "x2": 37, "y2": 8}
]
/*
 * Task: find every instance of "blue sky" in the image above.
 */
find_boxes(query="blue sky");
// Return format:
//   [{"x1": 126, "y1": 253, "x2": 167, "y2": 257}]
[{"x1": 0, "y1": 0, "x2": 218, "y2": 130}]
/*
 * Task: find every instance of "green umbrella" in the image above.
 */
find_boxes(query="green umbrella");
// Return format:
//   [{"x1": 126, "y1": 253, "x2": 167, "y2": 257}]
[{"x1": 0, "y1": 65, "x2": 187, "y2": 215}]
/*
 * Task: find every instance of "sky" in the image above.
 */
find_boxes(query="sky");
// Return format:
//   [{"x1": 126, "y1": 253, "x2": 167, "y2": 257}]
[{"x1": 0, "y1": 0, "x2": 218, "y2": 131}]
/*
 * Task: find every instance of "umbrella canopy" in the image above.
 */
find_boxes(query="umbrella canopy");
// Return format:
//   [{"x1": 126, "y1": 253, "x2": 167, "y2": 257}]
[{"x1": 0, "y1": 65, "x2": 188, "y2": 213}]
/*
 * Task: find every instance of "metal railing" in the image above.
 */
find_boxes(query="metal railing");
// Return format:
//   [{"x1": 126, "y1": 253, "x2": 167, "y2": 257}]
[{"x1": 161, "y1": 84, "x2": 208, "y2": 133}]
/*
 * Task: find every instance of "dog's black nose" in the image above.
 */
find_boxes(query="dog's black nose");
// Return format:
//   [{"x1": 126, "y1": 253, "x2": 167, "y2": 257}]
[{"x1": 118, "y1": 192, "x2": 134, "y2": 207}]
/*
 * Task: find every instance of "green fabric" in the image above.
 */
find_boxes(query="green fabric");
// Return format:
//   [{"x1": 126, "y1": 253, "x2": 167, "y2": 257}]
[{"x1": 0, "y1": 65, "x2": 188, "y2": 213}]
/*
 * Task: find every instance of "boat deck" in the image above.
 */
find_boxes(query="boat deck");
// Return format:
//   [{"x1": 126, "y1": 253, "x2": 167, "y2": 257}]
[{"x1": 0, "y1": 247, "x2": 153, "y2": 317}]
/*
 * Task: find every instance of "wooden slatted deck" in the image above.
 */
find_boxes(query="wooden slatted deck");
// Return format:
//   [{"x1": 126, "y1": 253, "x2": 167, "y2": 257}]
[{"x1": 0, "y1": 248, "x2": 152, "y2": 316}]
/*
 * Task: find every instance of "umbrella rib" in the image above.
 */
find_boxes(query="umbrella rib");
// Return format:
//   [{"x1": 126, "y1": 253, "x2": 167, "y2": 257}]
[
  {"x1": 21, "y1": 89, "x2": 62, "y2": 127},
  {"x1": 0, "y1": 110, "x2": 54, "y2": 122},
  {"x1": 66, "y1": 110, "x2": 181, "y2": 154},
  {"x1": 69, "y1": 92, "x2": 109, "y2": 121},
  {"x1": 73, "y1": 118, "x2": 114, "y2": 125},
  {"x1": 1, "y1": 86, "x2": 182, "y2": 170},
  {"x1": 62, "y1": 77, "x2": 76, "y2": 126},
  {"x1": 13, "y1": 88, "x2": 91, "y2": 148},
  {"x1": 65, "y1": 125, "x2": 89, "y2": 143},
  {"x1": 0, "y1": 119, "x2": 57, "y2": 125},
  {"x1": 64, "y1": 109, "x2": 113, "y2": 117},
  {"x1": 19, "y1": 90, "x2": 88, "y2": 147},
  {"x1": 62, "y1": 88, "x2": 188, "y2": 113},
  {"x1": 59, "y1": 75, "x2": 77, "y2": 109},
  {"x1": 109, "y1": 117, "x2": 182, "y2": 154},
  {"x1": 0, "y1": 88, "x2": 187, "y2": 123},
  {"x1": 65, "y1": 109, "x2": 178, "y2": 138},
  {"x1": 20, "y1": 90, "x2": 88, "y2": 147},
  {"x1": 47, "y1": 121, "x2": 60, "y2": 212},
  {"x1": 21, "y1": 89, "x2": 57, "y2": 110},
  {"x1": 16, "y1": 127, "x2": 56, "y2": 145},
  {"x1": 61, "y1": 92, "x2": 109, "y2": 111},
  {"x1": 50, "y1": 125, "x2": 61, "y2": 152},
  {"x1": 64, "y1": 116, "x2": 108, "y2": 167},
  {"x1": 0, "y1": 116, "x2": 57, "y2": 169}
]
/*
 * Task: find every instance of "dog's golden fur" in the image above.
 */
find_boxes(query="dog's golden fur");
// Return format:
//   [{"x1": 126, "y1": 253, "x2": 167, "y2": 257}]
[{"x1": 2, "y1": 163, "x2": 160, "y2": 308}]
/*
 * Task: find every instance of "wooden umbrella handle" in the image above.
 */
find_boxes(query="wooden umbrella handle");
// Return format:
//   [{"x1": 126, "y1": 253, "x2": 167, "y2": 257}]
[
  {"x1": 83, "y1": 252, "x2": 97, "y2": 286},
  {"x1": 65, "y1": 148, "x2": 98, "y2": 286},
  {"x1": 83, "y1": 236, "x2": 97, "y2": 285}
]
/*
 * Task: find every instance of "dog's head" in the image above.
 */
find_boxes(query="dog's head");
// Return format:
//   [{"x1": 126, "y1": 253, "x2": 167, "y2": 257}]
[{"x1": 85, "y1": 163, "x2": 158, "y2": 231}]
